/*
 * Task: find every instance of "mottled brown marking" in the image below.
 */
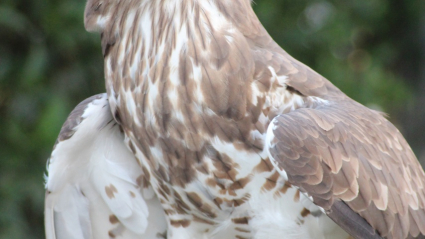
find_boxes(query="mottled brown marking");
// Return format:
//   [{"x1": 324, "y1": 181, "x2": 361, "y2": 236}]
[
  {"x1": 301, "y1": 208, "x2": 311, "y2": 217},
  {"x1": 236, "y1": 236, "x2": 250, "y2": 239},
  {"x1": 235, "y1": 227, "x2": 251, "y2": 233},
  {"x1": 254, "y1": 159, "x2": 274, "y2": 173},
  {"x1": 229, "y1": 176, "x2": 251, "y2": 191},
  {"x1": 186, "y1": 192, "x2": 203, "y2": 208},
  {"x1": 109, "y1": 214, "x2": 119, "y2": 224},
  {"x1": 232, "y1": 217, "x2": 249, "y2": 224},
  {"x1": 108, "y1": 231, "x2": 115, "y2": 238},
  {"x1": 211, "y1": 151, "x2": 241, "y2": 182},
  {"x1": 105, "y1": 184, "x2": 118, "y2": 199},
  {"x1": 129, "y1": 191, "x2": 136, "y2": 198},
  {"x1": 213, "y1": 197, "x2": 223, "y2": 209},
  {"x1": 262, "y1": 171, "x2": 280, "y2": 191},
  {"x1": 164, "y1": 209, "x2": 175, "y2": 215},
  {"x1": 174, "y1": 191, "x2": 191, "y2": 213},
  {"x1": 195, "y1": 161, "x2": 209, "y2": 175},
  {"x1": 186, "y1": 192, "x2": 217, "y2": 218},
  {"x1": 136, "y1": 174, "x2": 144, "y2": 187},
  {"x1": 170, "y1": 219, "x2": 191, "y2": 228},
  {"x1": 294, "y1": 189, "x2": 300, "y2": 203},
  {"x1": 206, "y1": 178, "x2": 218, "y2": 189},
  {"x1": 159, "y1": 183, "x2": 171, "y2": 196},
  {"x1": 280, "y1": 181, "x2": 292, "y2": 194},
  {"x1": 135, "y1": 174, "x2": 147, "y2": 189},
  {"x1": 157, "y1": 188, "x2": 169, "y2": 201}
]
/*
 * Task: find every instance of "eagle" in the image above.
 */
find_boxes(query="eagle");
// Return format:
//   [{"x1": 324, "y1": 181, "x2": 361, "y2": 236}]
[{"x1": 45, "y1": 0, "x2": 425, "y2": 239}]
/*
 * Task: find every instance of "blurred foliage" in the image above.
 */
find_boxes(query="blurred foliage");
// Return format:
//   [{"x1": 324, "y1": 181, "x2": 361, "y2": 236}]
[{"x1": 0, "y1": 0, "x2": 424, "y2": 238}]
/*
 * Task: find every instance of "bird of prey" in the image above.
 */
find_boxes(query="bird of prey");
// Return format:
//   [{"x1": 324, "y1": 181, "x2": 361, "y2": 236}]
[{"x1": 45, "y1": 0, "x2": 425, "y2": 238}]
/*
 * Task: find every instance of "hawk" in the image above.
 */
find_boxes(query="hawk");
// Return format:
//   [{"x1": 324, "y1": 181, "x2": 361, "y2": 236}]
[{"x1": 45, "y1": 0, "x2": 425, "y2": 238}]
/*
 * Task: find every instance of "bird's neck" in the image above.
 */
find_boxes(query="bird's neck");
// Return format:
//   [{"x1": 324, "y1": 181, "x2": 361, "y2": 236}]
[
  {"x1": 85, "y1": 0, "x2": 271, "y2": 55},
  {"x1": 98, "y1": 0, "x2": 271, "y2": 78},
  {"x1": 94, "y1": 0, "x2": 276, "y2": 120}
]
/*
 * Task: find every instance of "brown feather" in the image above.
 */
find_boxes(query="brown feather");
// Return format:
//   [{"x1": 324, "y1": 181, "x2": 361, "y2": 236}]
[{"x1": 269, "y1": 101, "x2": 425, "y2": 238}]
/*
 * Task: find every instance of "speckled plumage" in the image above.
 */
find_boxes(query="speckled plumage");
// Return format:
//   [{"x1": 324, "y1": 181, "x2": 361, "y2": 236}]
[{"x1": 45, "y1": 0, "x2": 425, "y2": 238}]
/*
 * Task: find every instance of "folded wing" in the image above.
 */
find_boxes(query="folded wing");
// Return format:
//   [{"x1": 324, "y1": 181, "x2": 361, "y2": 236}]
[
  {"x1": 266, "y1": 100, "x2": 425, "y2": 239},
  {"x1": 45, "y1": 94, "x2": 167, "y2": 239}
]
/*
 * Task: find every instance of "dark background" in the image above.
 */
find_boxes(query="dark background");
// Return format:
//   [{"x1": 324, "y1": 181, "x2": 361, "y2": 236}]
[{"x1": 1, "y1": 0, "x2": 424, "y2": 238}]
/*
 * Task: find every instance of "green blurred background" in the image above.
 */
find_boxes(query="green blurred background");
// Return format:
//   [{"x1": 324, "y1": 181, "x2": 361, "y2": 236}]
[{"x1": 1, "y1": 0, "x2": 424, "y2": 238}]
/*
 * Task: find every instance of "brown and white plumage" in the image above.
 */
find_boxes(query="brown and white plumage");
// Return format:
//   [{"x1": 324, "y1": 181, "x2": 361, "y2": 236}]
[
  {"x1": 266, "y1": 100, "x2": 425, "y2": 238},
  {"x1": 45, "y1": 94, "x2": 166, "y2": 239},
  {"x1": 46, "y1": 0, "x2": 425, "y2": 238}
]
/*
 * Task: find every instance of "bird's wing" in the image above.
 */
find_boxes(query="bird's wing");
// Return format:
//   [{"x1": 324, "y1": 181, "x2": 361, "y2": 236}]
[
  {"x1": 266, "y1": 100, "x2": 425, "y2": 239},
  {"x1": 45, "y1": 94, "x2": 167, "y2": 239}
]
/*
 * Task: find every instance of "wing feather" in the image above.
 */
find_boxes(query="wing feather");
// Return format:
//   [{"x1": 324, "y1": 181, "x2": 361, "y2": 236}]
[
  {"x1": 45, "y1": 94, "x2": 167, "y2": 239},
  {"x1": 266, "y1": 100, "x2": 425, "y2": 238},
  {"x1": 45, "y1": 185, "x2": 92, "y2": 239}
]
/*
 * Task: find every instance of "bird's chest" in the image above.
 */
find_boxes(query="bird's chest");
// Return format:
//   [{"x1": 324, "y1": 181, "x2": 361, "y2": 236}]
[
  {"x1": 134, "y1": 128, "x2": 292, "y2": 238},
  {"x1": 139, "y1": 133, "x2": 311, "y2": 239},
  {"x1": 120, "y1": 90, "x2": 275, "y2": 207},
  {"x1": 107, "y1": 82, "x2": 293, "y2": 233}
]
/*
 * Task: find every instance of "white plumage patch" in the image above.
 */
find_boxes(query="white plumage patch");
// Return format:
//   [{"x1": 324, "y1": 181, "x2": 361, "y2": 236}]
[
  {"x1": 248, "y1": 189, "x2": 313, "y2": 239},
  {"x1": 266, "y1": 119, "x2": 289, "y2": 181},
  {"x1": 45, "y1": 94, "x2": 167, "y2": 239},
  {"x1": 248, "y1": 187, "x2": 346, "y2": 239},
  {"x1": 250, "y1": 208, "x2": 312, "y2": 239}
]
